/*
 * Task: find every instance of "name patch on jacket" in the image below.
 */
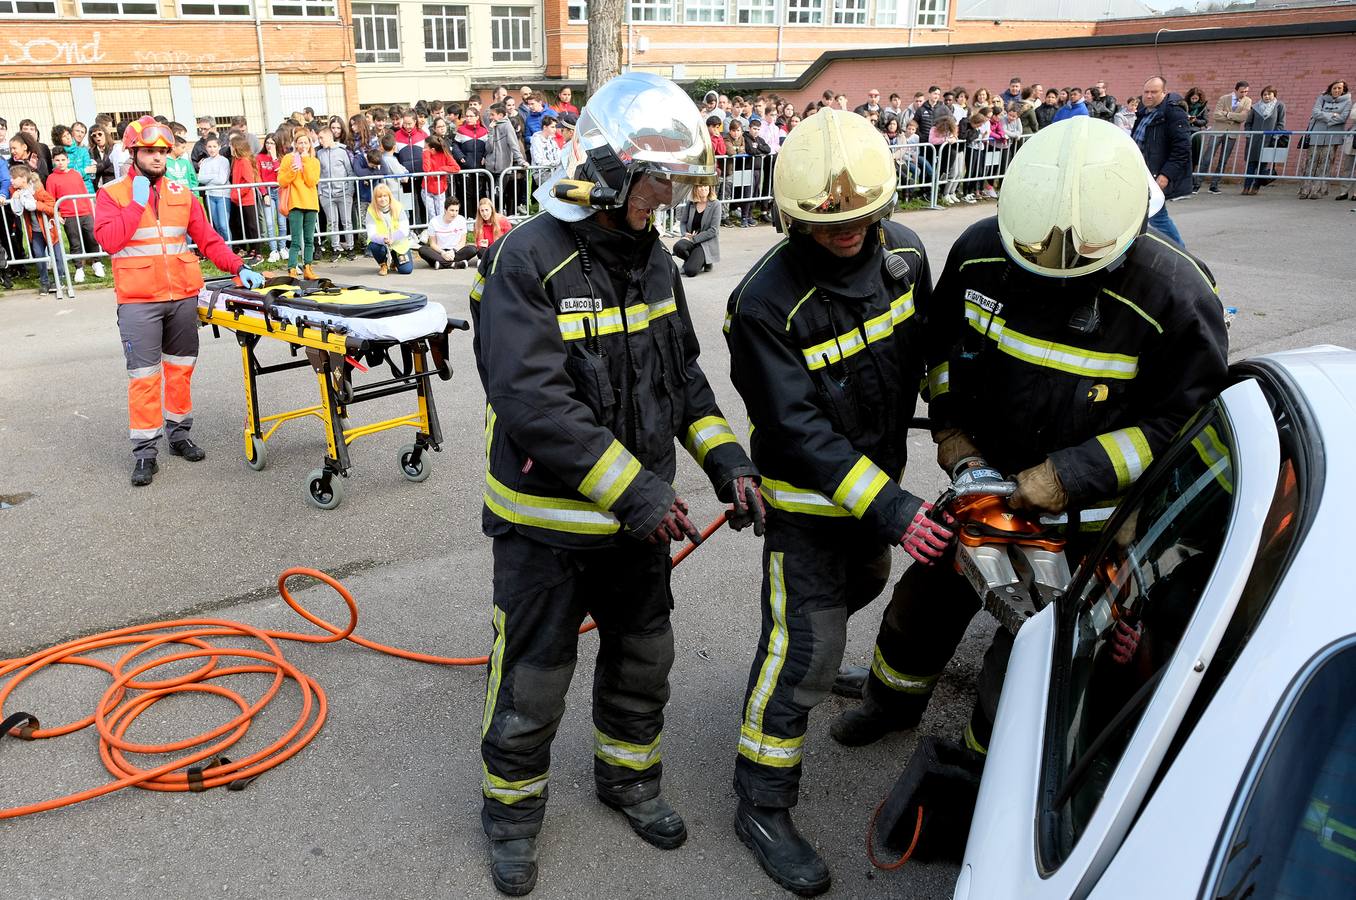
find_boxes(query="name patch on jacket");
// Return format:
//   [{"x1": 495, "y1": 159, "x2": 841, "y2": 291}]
[
  {"x1": 965, "y1": 289, "x2": 1002, "y2": 315},
  {"x1": 559, "y1": 297, "x2": 602, "y2": 313}
]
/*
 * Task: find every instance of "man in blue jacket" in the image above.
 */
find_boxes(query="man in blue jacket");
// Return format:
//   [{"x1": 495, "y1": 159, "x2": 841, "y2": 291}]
[
  {"x1": 1052, "y1": 86, "x2": 1090, "y2": 123},
  {"x1": 1133, "y1": 76, "x2": 1193, "y2": 247}
]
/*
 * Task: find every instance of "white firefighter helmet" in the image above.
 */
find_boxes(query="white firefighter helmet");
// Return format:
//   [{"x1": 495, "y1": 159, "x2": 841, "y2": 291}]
[
  {"x1": 998, "y1": 117, "x2": 1159, "y2": 278},
  {"x1": 772, "y1": 109, "x2": 897, "y2": 233},
  {"x1": 536, "y1": 72, "x2": 717, "y2": 222}
]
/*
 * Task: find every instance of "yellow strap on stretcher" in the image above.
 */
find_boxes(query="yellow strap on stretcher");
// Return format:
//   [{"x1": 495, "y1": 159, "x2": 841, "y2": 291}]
[{"x1": 258, "y1": 286, "x2": 417, "y2": 306}]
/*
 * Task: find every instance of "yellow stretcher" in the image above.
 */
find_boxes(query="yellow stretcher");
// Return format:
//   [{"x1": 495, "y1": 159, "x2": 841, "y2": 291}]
[{"x1": 197, "y1": 276, "x2": 469, "y2": 509}]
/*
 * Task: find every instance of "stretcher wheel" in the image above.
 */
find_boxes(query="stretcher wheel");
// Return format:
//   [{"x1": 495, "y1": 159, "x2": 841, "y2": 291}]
[
  {"x1": 245, "y1": 434, "x2": 268, "y2": 472},
  {"x1": 305, "y1": 468, "x2": 344, "y2": 510},
  {"x1": 399, "y1": 444, "x2": 431, "y2": 483}
]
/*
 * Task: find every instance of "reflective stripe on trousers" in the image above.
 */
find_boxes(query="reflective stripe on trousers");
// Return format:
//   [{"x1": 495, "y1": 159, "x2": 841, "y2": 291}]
[{"x1": 117, "y1": 297, "x2": 198, "y2": 457}]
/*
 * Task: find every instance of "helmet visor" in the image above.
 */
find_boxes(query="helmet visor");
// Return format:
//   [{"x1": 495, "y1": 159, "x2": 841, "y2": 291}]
[
  {"x1": 1012, "y1": 225, "x2": 1120, "y2": 272},
  {"x1": 132, "y1": 123, "x2": 175, "y2": 149},
  {"x1": 628, "y1": 171, "x2": 694, "y2": 214}
]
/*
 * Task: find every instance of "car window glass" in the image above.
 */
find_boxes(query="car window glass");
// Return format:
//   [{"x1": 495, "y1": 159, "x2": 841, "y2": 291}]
[
  {"x1": 1211, "y1": 642, "x2": 1356, "y2": 899},
  {"x1": 1044, "y1": 409, "x2": 1236, "y2": 863}
]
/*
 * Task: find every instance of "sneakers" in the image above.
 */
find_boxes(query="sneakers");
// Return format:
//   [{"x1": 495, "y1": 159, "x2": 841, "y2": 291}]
[
  {"x1": 1209, "y1": 184, "x2": 1221, "y2": 194},
  {"x1": 983, "y1": 187, "x2": 999, "y2": 200},
  {"x1": 961, "y1": 194, "x2": 977, "y2": 204},
  {"x1": 488, "y1": 837, "x2": 538, "y2": 896},
  {"x1": 598, "y1": 792, "x2": 688, "y2": 850},
  {"x1": 454, "y1": 260, "x2": 468, "y2": 269},
  {"x1": 92, "y1": 260, "x2": 106, "y2": 278},
  {"x1": 74, "y1": 267, "x2": 86, "y2": 284},
  {"x1": 735, "y1": 802, "x2": 831, "y2": 897},
  {"x1": 130, "y1": 458, "x2": 158, "y2": 487},
  {"x1": 267, "y1": 250, "x2": 282, "y2": 263},
  {"x1": 168, "y1": 438, "x2": 206, "y2": 462}
]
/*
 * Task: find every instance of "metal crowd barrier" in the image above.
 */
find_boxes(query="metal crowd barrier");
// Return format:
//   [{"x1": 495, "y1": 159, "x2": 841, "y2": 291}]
[
  {"x1": 1, "y1": 204, "x2": 75, "y2": 299},
  {"x1": 1191, "y1": 128, "x2": 1356, "y2": 192}
]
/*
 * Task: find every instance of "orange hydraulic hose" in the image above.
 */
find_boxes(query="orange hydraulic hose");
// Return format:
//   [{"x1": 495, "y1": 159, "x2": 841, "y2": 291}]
[{"x1": 0, "y1": 512, "x2": 729, "y2": 819}]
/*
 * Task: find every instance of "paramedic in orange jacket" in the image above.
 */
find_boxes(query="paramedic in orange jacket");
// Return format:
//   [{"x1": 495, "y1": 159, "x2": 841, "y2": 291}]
[{"x1": 94, "y1": 116, "x2": 264, "y2": 486}]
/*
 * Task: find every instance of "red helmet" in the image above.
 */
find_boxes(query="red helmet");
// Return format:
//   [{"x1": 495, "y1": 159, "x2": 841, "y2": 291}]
[{"x1": 123, "y1": 115, "x2": 174, "y2": 150}]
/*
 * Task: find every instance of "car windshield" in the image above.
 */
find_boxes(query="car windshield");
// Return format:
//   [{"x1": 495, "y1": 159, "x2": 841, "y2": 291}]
[
  {"x1": 1210, "y1": 642, "x2": 1356, "y2": 899},
  {"x1": 1043, "y1": 407, "x2": 1236, "y2": 864}
]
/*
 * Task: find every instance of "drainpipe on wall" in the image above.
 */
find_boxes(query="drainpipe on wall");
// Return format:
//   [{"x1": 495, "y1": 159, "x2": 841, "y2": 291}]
[
  {"x1": 255, "y1": 3, "x2": 271, "y2": 127},
  {"x1": 775, "y1": 0, "x2": 784, "y2": 78}
]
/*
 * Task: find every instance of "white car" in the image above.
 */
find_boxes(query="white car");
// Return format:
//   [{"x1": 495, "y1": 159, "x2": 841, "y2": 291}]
[{"x1": 957, "y1": 346, "x2": 1356, "y2": 900}]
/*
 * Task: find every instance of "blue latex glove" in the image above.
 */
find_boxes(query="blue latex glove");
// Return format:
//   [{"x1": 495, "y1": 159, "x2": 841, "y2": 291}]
[
  {"x1": 238, "y1": 267, "x2": 264, "y2": 289},
  {"x1": 131, "y1": 176, "x2": 151, "y2": 206}
]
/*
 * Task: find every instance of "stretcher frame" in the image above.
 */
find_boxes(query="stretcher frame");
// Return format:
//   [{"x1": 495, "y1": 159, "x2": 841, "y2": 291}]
[{"x1": 198, "y1": 277, "x2": 469, "y2": 509}]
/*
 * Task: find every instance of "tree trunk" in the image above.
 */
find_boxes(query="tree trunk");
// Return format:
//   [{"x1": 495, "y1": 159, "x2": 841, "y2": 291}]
[{"x1": 586, "y1": 0, "x2": 624, "y2": 96}]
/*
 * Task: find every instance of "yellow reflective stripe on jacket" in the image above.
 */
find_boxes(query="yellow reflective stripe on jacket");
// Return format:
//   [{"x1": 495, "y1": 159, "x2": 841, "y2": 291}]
[
  {"x1": 482, "y1": 765, "x2": 548, "y2": 805},
  {"x1": 831, "y1": 456, "x2": 890, "y2": 518},
  {"x1": 964, "y1": 301, "x2": 1139, "y2": 380},
  {"x1": 1144, "y1": 232, "x2": 1219, "y2": 296},
  {"x1": 578, "y1": 439, "x2": 641, "y2": 511},
  {"x1": 594, "y1": 728, "x2": 662, "y2": 772},
  {"x1": 1101, "y1": 288, "x2": 1163, "y2": 334},
  {"x1": 482, "y1": 605, "x2": 507, "y2": 737},
  {"x1": 1302, "y1": 799, "x2": 1356, "y2": 864},
  {"x1": 723, "y1": 312, "x2": 733, "y2": 334},
  {"x1": 470, "y1": 272, "x2": 486, "y2": 303},
  {"x1": 744, "y1": 552, "x2": 790, "y2": 733},
  {"x1": 541, "y1": 251, "x2": 579, "y2": 286},
  {"x1": 871, "y1": 645, "x2": 939, "y2": 695},
  {"x1": 684, "y1": 416, "x2": 737, "y2": 466},
  {"x1": 1192, "y1": 424, "x2": 1234, "y2": 494},
  {"x1": 804, "y1": 290, "x2": 915, "y2": 370},
  {"x1": 928, "y1": 362, "x2": 950, "y2": 397},
  {"x1": 557, "y1": 298, "x2": 678, "y2": 342},
  {"x1": 737, "y1": 724, "x2": 803, "y2": 768},
  {"x1": 759, "y1": 478, "x2": 852, "y2": 517},
  {"x1": 958, "y1": 256, "x2": 1005, "y2": 271},
  {"x1": 1095, "y1": 426, "x2": 1153, "y2": 491}
]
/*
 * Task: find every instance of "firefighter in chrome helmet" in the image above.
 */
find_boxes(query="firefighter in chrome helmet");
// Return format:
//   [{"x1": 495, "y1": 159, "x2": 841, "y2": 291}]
[
  {"x1": 832, "y1": 117, "x2": 1228, "y2": 822},
  {"x1": 722, "y1": 108, "x2": 947, "y2": 896},
  {"x1": 469, "y1": 72, "x2": 761, "y2": 896}
]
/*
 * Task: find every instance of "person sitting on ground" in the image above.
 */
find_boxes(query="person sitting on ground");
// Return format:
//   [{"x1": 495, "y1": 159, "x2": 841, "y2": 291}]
[
  {"x1": 364, "y1": 183, "x2": 414, "y2": 276},
  {"x1": 418, "y1": 197, "x2": 479, "y2": 270},
  {"x1": 671, "y1": 183, "x2": 720, "y2": 278},
  {"x1": 471, "y1": 195, "x2": 511, "y2": 259}
]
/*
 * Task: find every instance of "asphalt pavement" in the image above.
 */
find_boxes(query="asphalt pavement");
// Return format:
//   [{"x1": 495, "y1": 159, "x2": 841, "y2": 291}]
[{"x1": 1, "y1": 191, "x2": 1352, "y2": 900}]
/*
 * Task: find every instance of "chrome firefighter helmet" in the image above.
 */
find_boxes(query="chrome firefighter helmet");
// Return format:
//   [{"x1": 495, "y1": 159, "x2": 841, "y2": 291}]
[
  {"x1": 537, "y1": 72, "x2": 718, "y2": 222},
  {"x1": 772, "y1": 109, "x2": 897, "y2": 233},
  {"x1": 997, "y1": 117, "x2": 1162, "y2": 278}
]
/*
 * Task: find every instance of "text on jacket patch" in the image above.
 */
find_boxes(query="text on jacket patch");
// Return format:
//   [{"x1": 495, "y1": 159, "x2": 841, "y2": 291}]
[
  {"x1": 559, "y1": 297, "x2": 603, "y2": 313},
  {"x1": 965, "y1": 289, "x2": 1003, "y2": 315}
]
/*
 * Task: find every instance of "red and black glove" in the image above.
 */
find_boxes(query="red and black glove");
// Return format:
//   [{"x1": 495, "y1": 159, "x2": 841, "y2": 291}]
[
  {"x1": 726, "y1": 475, "x2": 766, "y2": 536},
  {"x1": 1110, "y1": 619, "x2": 1142, "y2": 665},
  {"x1": 901, "y1": 501, "x2": 955, "y2": 565},
  {"x1": 647, "y1": 495, "x2": 703, "y2": 545}
]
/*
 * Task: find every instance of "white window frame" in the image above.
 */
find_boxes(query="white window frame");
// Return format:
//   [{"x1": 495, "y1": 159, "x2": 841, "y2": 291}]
[
  {"x1": 423, "y1": 3, "x2": 470, "y2": 64},
  {"x1": 915, "y1": 0, "x2": 946, "y2": 28},
  {"x1": 685, "y1": 0, "x2": 726, "y2": 23},
  {"x1": 490, "y1": 6, "x2": 534, "y2": 63},
  {"x1": 567, "y1": 0, "x2": 585, "y2": 22},
  {"x1": 734, "y1": 0, "x2": 774, "y2": 24},
  {"x1": 78, "y1": 0, "x2": 159, "y2": 16},
  {"x1": 353, "y1": 2, "x2": 402, "y2": 64},
  {"x1": 784, "y1": 0, "x2": 822, "y2": 25},
  {"x1": 0, "y1": 0, "x2": 60, "y2": 15},
  {"x1": 873, "y1": 0, "x2": 897, "y2": 26},
  {"x1": 269, "y1": 0, "x2": 336, "y2": 18},
  {"x1": 831, "y1": 0, "x2": 864, "y2": 24},
  {"x1": 627, "y1": 0, "x2": 673, "y2": 23},
  {"x1": 178, "y1": 0, "x2": 253, "y2": 17}
]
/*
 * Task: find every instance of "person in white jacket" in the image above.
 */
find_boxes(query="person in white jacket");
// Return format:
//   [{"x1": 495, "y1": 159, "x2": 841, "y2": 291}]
[{"x1": 196, "y1": 134, "x2": 232, "y2": 242}]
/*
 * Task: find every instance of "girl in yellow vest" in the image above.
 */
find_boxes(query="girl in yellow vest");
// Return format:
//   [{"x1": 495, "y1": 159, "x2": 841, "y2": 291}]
[
  {"x1": 278, "y1": 128, "x2": 321, "y2": 278},
  {"x1": 364, "y1": 183, "x2": 414, "y2": 275}
]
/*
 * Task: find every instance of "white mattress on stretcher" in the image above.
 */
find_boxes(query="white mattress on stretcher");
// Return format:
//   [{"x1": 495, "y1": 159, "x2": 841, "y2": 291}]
[{"x1": 198, "y1": 288, "x2": 450, "y2": 344}]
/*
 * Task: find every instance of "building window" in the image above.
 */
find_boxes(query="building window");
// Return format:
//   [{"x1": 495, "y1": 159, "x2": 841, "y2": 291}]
[
  {"x1": 874, "y1": 0, "x2": 896, "y2": 25},
  {"x1": 80, "y1": 0, "x2": 158, "y2": 14},
  {"x1": 568, "y1": 0, "x2": 585, "y2": 21},
  {"x1": 180, "y1": 0, "x2": 251, "y2": 14},
  {"x1": 353, "y1": 2, "x2": 401, "y2": 63},
  {"x1": 734, "y1": 0, "x2": 773, "y2": 24},
  {"x1": 491, "y1": 6, "x2": 533, "y2": 63},
  {"x1": 271, "y1": 0, "x2": 335, "y2": 17},
  {"x1": 628, "y1": 0, "x2": 673, "y2": 22},
  {"x1": 915, "y1": 0, "x2": 946, "y2": 27},
  {"x1": 0, "y1": 0, "x2": 59, "y2": 12},
  {"x1": 685, "y1": 0, "x2": 725, "y2": 23},
  {"x1": 423, "y1": 4, "x2": 469, "y2": 63},
  {"x1": 785, "y1": 0, "x2": 822, "y2": 24},
  {"x1": 831, "y1": 0, "x2": 864, "y2": 24}
]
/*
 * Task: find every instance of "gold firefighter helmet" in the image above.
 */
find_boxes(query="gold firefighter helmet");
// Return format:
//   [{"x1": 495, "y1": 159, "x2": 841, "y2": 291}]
[{"x1": 772, "y1": 109, "x2": 897, "y2": 232}]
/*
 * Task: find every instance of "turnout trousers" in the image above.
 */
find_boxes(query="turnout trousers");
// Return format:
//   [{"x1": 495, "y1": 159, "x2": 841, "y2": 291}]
[
  {"x1": 735, "y1": 512, "x2": 892, "y2": 808},
  {"x1": 480, "y1": 530, "x2": 676, "y2": 840},
  {"x1": 116, "y1": 297, "x2": 198, "y2": 460}
]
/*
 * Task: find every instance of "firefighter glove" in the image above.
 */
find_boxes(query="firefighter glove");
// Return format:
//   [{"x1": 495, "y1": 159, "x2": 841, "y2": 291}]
[
  {"x1": 1009, "y1": 458, "x2": 1069, "y2": 515},
  {"x1": 934, "y1": 428, "x2": 982, "y2": 476},
  {"x1": 1110, "y1": 619, "x2": 1142, "y2": 665},
  {"x1": 900, "y1": 501, "x2": 955, "y2": 565},
  {"x1": 238, "y1": 267, "x2": 264, "y2": 289},
  {"x1": 726, "y1": 475, "x2": 766, "y2": 537},
  {"x1": 131, "y1": 176, "x2": 151, "y2": 206},
  {"x1": 647, "y1": 495, "x2": 702, "y2": 546}
]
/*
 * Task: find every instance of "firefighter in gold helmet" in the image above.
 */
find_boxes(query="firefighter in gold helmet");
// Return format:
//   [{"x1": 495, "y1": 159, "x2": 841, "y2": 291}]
[
  {"x1": 832, "y1": 119, "x2": 1228, "y2": 794},
  {"x1": 94, "y1": 116, "x2": 263, "y2": 486},
  {"x1": 469, "y1": 73, "x2": 761, "y2": 896},
  {"x1": 722, "y1": 109, "x2": 951, "y2": 896}
]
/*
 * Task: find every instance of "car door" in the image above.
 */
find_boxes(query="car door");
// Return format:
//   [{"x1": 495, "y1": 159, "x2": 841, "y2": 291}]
[{"x1": 957, "y1": 378, "x2": 1281, "y2": 900}]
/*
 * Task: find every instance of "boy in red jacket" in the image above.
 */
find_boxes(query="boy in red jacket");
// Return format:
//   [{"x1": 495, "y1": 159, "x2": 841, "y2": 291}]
[{"x1": 47, "y1": 145, "x2": 105, "y2": 283}]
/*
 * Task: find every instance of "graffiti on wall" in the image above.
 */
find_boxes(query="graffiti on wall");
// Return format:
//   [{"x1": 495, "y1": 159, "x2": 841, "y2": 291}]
[
  {"x1": 1, "y1": 33, "x2": 106, "y2": 67},
  {"x1": 0, "y1": 31, "x2": 309, "y2": 72}
]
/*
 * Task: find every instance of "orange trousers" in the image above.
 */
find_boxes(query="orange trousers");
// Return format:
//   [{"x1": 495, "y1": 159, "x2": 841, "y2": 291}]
[{"x1": 116, "y1": 297, "x2": 198, "y2": 459}]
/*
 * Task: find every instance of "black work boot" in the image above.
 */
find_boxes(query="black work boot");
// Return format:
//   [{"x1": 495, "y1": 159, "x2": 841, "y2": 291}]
[
  {"x1": 736, "y1": 801, "x2": 831, "y2": 896},
  {"x1": 130, "y1": 459, "x2": 158, "y2": 487},
  {"x1": 168, "y1": 438, "x2": 206, "y2": 462},
  {"x1": 488, "y1": 837, "x2": 538, "y2": 896},
  {"x1": 830, "y1": 697, "x2": 915, "y2": 747},
  {"x1": 831, "y1": 664, "x2": 868, "y2": 698},
  {"x1": 598, "y1": 792, "x2": 688, "y2": 849}
]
